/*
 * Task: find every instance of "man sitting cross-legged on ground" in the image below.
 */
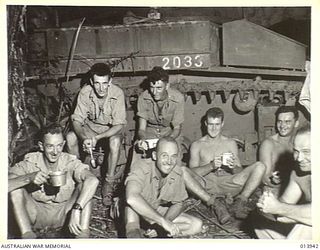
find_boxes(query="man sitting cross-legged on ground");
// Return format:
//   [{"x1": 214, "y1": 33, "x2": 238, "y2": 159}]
[
  {"x1": 125, "y1": 137, "x2": 203, "y2": 238},
  {"x1": 8, "y1": 123, "x2": 99, "y2": 239},
  {"x1": 255, "y1": 124, "x2": 312, "y2": 239},
  {"x1": 182, "y1": 107, "x2": 266, "y2": 224}
]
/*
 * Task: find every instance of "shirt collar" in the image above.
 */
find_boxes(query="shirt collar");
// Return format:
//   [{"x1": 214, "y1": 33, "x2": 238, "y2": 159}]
[
  {"x1": 88, "y1": 84, "x2": 118, "y2": 100},
  {"x1": 143, "y1": 88, "x2": 179, "y2": 103}
]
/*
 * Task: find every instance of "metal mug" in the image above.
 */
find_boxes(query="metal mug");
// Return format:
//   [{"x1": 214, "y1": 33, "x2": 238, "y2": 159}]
[
  {"x1": 222, "y1": 152, "x2": 233, "y2": 167},
  {"x1": 49, "y1": 171, "x2": 67, "y2": 187}
]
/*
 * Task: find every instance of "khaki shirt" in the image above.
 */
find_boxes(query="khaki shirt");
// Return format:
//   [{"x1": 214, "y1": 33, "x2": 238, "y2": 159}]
[
  {"x1": 137, "y1": 88, "x2": 184, "y2": 137},
  {"x1": 9, "y1": 152, "x2": 89, "y2": 204},
  {"x1": 125, "y1": 159, "x2": 188, "y2": 209},
  {"x1": 71, "y1": 84, "x2": 127, "y2": 134}
]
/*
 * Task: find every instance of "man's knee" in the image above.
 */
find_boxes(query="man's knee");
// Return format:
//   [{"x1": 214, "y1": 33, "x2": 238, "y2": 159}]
[
  {"x1": 10, "y1": 188, "x2": 27, "y2": 203},
  {"x1": 66, "y1": 131, "x2": 78, "y2": 146},
  {"x1": 251, "y1": 161, "x2": 266, "y2": 175},
  {"x1": 190, "y1": 216, "x2": 203, "y2": 234},
  {"x1": 109, "y1": 135, "x2": 121, "y2": 152}
]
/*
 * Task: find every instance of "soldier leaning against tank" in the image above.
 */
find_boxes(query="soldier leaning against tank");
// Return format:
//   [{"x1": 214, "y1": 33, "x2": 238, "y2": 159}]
[
  {"x1": 255, "y1": 124, "x2": 312, "y2": 240},
  {"x1": 129, "y1": 66, "x2": 185, "y2": 169},
  {"x1": 66, "y1": 63, "x2": 127, "y2": 206},
  {"x1": 8, "y1": 123, "x2": 99, "y2": 239},
  {"x1": 259, "y1": 106, "x2": 299, "y2": 197},
  {"x1": 181, "y1": 107, "x2": 266, "y2": 224}
]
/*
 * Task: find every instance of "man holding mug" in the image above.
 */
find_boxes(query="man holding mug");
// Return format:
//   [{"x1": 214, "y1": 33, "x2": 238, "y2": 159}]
[
  {"x1": 182, "y1": 107, "x2": 266, "y2": 224},
  {"x1": 8, "y1": 123, "x2": 99, "y2": 239}
]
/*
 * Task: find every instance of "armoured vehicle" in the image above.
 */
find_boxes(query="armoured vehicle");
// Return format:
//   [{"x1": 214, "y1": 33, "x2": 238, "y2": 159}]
[{"x1": 24, "y1": 17, "x2": 308, "y2": 166}]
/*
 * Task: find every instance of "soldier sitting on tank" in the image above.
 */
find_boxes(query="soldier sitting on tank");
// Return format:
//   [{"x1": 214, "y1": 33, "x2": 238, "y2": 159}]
[
  {"x1": 134, "y1": 66, "x2": 184, "y2": 160},
  {"x1": 181, "y1": 107, "x2": 266, "y2": 224},
  {"x1": 255, "y1": 124, "x2": 311, "y2": 240},
  {"x1": 125, "y1": 137, "x2": 203, "y2": 238},
  {"x1": 259, "y1": 106, "x2": 299, "y2": 197},
  {"x1": 66, "y1": 63, "x2": 127, "y2": 206},
  {"x1": 8, "y1": 123, "x2": 99, "y2": 239}
]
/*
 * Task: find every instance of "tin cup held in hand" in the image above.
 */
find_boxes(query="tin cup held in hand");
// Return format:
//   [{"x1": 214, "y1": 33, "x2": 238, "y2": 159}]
[
  {"x1": 222, "y1": 152, "x2": 233, "y2": 168},
  {"x1": 48, "y1": 171, "x2": 67, "y2": 187}
]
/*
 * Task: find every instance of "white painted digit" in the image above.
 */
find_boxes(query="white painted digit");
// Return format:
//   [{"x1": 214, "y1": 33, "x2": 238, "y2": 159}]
[
  {"x1": 162, "y1": 57, "x2": 170, "y2": 70},
  {"x1": 173, "y1": 56, "x2": 181, "y2": 68},
  {"x1": 184, "y1": 55, "x2": 192, "y2": 67},
  {"x1": 194, "y1": 55, "x2": 203, "y2": 67}
]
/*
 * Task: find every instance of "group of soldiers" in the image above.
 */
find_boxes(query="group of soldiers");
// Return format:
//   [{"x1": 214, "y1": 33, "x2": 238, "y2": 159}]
[{"x1": 8, "y1": 63, "x2": 311, "y2": 239}]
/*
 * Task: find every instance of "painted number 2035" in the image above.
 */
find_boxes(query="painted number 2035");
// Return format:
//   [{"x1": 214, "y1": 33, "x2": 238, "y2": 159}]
[{"x1": 162, "y1": 55, "x2": 204, "y2": 70}]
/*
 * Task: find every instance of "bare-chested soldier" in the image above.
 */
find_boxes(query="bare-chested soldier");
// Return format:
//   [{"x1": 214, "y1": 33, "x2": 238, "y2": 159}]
[
  {"x1": 259, "y1": 106, "x2": 299, "y2": 195},
  {"x1": 182, "y1": 107, "x2": 265, "y2": 224}
]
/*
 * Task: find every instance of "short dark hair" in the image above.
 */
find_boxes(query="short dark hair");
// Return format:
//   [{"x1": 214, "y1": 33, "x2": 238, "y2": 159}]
[
  {"x1": 205, "y1": 107, "x2": 224, "y2": 122},
  {"x1": 295, "y1": 123, "x2": 310, "y2": 137},
  {"x1": 275, "y1": 106, "x2": 299, "y2": 120},
  {"x1": 40, "y1": 123, "x2": 64, "y2": 142},
  {"x1": 90, "y1": 63, "x2": 111, "y2": 78},
  {"x1": 156, "y1": 136, "x2": 179, "y2": 153},
  {"x1": 148, "y1": 66, "x2": 169, "y2": 83}
]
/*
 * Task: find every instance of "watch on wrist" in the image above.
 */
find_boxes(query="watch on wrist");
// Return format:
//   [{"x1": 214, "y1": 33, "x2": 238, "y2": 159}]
[{"x1": 72, "y1": 203, "x2": 83, "y2": 211}]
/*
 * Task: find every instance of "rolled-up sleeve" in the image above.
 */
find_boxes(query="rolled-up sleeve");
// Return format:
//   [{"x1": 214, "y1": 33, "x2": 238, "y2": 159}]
[
  {"x1": 70, "y1": 159, "x2": 90, "y2": 183},
  {"x1": 137, "y1": 94, "x2": 149, "y2": 121},
  {"x1": 171, "y1": 95, "x2": 184, "y2": 127},
  {"x1": 112, "y1": 90, "x2": 127, "y2": 126},
  {"x1": 71, "y1": 91, "x2": 89, "y2": 125}
]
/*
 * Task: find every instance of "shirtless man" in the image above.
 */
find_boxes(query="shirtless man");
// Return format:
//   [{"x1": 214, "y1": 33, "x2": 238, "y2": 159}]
[
  {"x1": 255, "y1": 124, "x2": 311, "y2": 239},
  {"x1": 182, "y1": 107, "x2": 265, "y2": 223},
  {"x1": 259, "y1": 106, "x2": 299, "y2": 195}
]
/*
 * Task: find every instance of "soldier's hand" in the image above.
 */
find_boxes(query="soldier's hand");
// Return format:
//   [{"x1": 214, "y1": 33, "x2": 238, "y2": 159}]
[
  {"x1": 31, "y1": 171, "x2": 49, "y2": 186},
  {"x1": 213, "y1": 156, "x2": 222, "y2": 169},
  {"x1": 83, "y1": 138, "x2": 96, "y2": 153},
  {"x1": 69, "y1": 209, "x2": 82, "y2": 236},
  {"x1": 138, "y1": 139, "x2": 149, "y2": 151}
]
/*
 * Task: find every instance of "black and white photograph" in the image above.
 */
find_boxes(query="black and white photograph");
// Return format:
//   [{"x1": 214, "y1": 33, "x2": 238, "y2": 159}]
[{"x1": 3, "y1": 2, "x2": 319, "y2": 246}]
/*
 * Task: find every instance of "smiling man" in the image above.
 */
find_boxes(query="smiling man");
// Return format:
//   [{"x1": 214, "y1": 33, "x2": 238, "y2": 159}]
[
  {"x1": 259, "y1": 106, "x2": 299, "y2": 194},
  {"x1": 8, "y1": 123, "x2": 99, "y2": 239},
  {"x1": 125, "y1": 137, "x2": 203, "y2": 238},
  {"x1": 256, "y1": 124, "x2": 312, "y2": 239},
  {"x1": 66, "y1": 63, "x2": 127, "y2": 206},
  {"x1": 135, "y1": 66, "x2": 184, "y2": 153},
  {"x1": 182, "y1": 107, "x2": 265, "y2": 224}
]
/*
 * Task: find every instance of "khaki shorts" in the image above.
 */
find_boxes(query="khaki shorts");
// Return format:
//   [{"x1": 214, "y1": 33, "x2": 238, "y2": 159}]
[
  {"x1": 197, "y1": 172, "x2": 244, "y2": 197},
  {"x1": 27, "y1": 199, "x2": 70, "y2": 229}
]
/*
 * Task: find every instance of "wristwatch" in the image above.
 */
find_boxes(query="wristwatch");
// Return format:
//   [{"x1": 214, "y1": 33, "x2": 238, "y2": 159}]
[{"x1": 72, "y1": 203, "x2": 83, "y2": 211}]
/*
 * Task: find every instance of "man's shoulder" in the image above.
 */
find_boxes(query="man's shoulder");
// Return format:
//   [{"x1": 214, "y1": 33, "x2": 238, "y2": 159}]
[
  {"x1": 168, "y1": 88, "x2": 184, "y2": 102},
  {"x1": 23, "y1": 152, "x2": 42, "y2": 163},
  {"x1": 79, "y1": 84, "x2": 92, "y2": 95},
  {"x1": 109, "y1": 84, "x2": 124, "y2": 97},
  {"x1": 59, "y1": 152, "x2": 80, "y2": 164},
  {"x1": 191, "y1": 137, "x2": 207, "y2": 149},
  {"x1": 260, "y1": 135, "x2": 278, "y2": 148},
  {"x1": 139, "y1": 89, "x2": 152, "y2": 99},
  {"x1": 130, "y1": 159, "x2": 154, "y2": 175}
]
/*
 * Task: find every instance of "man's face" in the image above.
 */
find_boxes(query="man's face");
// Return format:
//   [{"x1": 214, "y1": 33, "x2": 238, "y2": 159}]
[
  {"x1": 293, "y1": 132, "x2": 311, "y2": 172},
  {"x1": 39, "y1": 133, "x2": 65, "y2": 164},
  {"x1": 149, "y1": 80, "x2": 167, "y2": 101},
  {"x1": 91, "y1": 75, "x2": 111, "y2": 98},
  {"x1": 206, "y1": 117, "x2": 223, "y2": 138},
  {"x1": 155, "y1": 141, "x2": 178, "y2": 176},
  {"x1": 277, "y1": 112, "x2": 298, "y2": 137}
]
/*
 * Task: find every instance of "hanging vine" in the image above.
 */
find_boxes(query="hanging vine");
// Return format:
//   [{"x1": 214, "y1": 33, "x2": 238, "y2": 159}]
[{"x1": 8, "y1": 5, "x2": 29, "y2": 166}]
